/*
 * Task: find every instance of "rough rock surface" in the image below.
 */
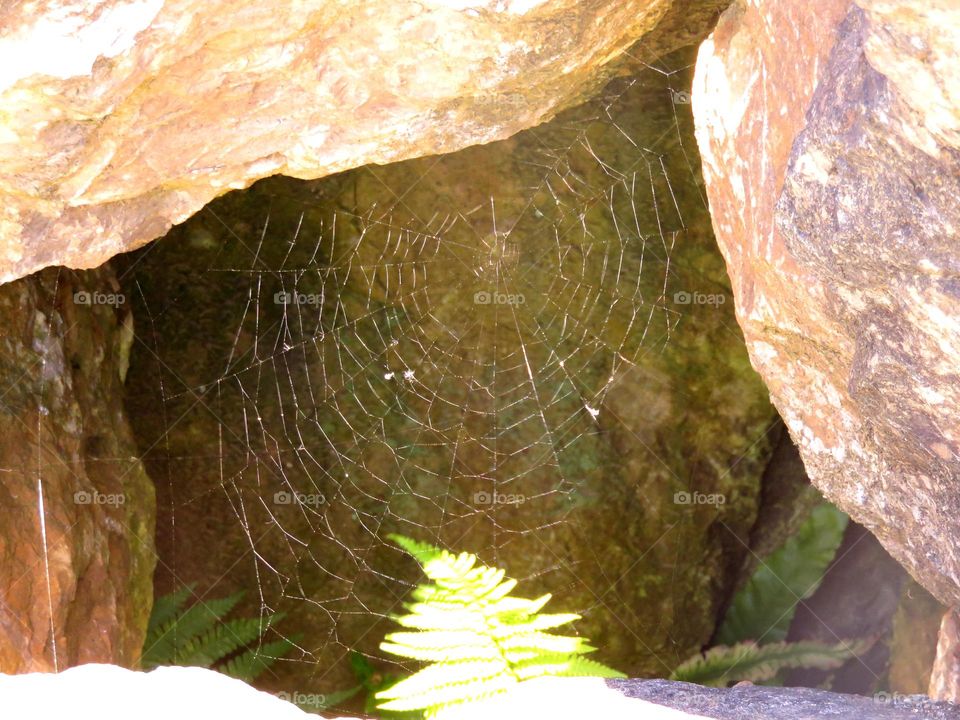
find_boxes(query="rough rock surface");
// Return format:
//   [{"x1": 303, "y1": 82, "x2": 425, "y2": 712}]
[
  {"x1": 117, "y1": 50, "x2": 777, "y2": 690},
  {"x1": 0, "y1": 269, "x2": 155, "y2": 671},
  {"x1": 889, "y1": 580, "x2": 944, "y2": 695},
  {"x1": 5, "y1": 669, "x2": 958, "y2": 720},
  {"x1": 609, "y1": 678, "x2": 960, "y2": 720},
  {"x1": 0, "y1": 0, "x2": 724, "y2": 284},
  {"x1": 931, "y1": 609, "x2": 960, "y2": 703},
  {"x1": 694, "y1": 0, "x2": 960, "y2": 604},
  {"x1": 785, "y1": 523, "x2": 907, "y2": 693}
]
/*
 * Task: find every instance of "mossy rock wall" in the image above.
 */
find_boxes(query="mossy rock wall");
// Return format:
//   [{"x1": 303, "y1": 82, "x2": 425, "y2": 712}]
[{"x1": 119, "y1": 47, "x2": 775, "y2": 692}]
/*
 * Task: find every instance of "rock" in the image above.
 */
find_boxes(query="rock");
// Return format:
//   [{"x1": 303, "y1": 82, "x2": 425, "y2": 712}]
[
  {"x1": 0, "y1": 269, "x2": 155, "y2": 671},
  {"x1": 693, "y1": 0, "x2": 960, "y2": 605},
  {"x1": 784, "y1": 523, "x2": 907, "y2": 693},
  {"x1": 7, "y1": 669, "x2": 958, "y2": 720},
  {"x1": 0, "y1": 0, "x2": 725, "y2": 284},
  {"x1": 732, "y1": 422, "x2": 821, "y2": 590},
  {"x1": 117, "y1": 47, "x2": 777, "y2": 691},
  {"x1": 608, "y1": 678, "x2": 960, "y2": 719},
  {"x1": 889, "y1": 580, "x2": 944, "y2": 696},
  {"x1": 931, "y1": 609, "x2": 960, "y2": 703}
]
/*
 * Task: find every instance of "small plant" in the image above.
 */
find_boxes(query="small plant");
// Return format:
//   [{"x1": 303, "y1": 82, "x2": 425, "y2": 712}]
[
  {"x1": 672, "y1": 502, "x2": 868, "y2": 687},
  {"x1": 141, "y1": 583, "x2": 297, "y2": 682},
  {"x1": 670, "y1": 639, "x2": 871, "y2": 687},
  {"x1": 717, "y1": 503, "x2": 849, "y2": 645},
  {"x1": 375, "y1": 534, "x2": 624, "y2": 718}
]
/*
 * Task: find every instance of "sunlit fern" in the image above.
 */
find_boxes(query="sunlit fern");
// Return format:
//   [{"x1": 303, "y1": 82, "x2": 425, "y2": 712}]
[
  {"x1": 141, "y1": 583, "x2": 297, "y2": 682},
  {"x1": 376, "y1": 534, "x2": 625, "y2": 719}
]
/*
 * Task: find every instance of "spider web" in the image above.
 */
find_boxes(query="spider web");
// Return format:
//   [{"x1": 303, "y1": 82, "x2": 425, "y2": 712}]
[{"x1": 119, "y1": 45, "x2": 763, "y2": 700}]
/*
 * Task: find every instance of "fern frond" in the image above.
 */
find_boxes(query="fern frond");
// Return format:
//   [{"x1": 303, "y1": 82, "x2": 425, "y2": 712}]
[
  {"x1": 718, "y1": 504, "x2": 848, "y2": 645},
  {"x1": 670, "y1": 639, "x2": 871, "y2": 687},
  {"x1": 378, "y1": 670, "x2": 518, "y2": 713},
  {"x1": 175, "y1": 614, "x2": 285, "y2": 668},
  {"x1": 141, "y1": 591, "x2": 245, "y2": 668},
  {"x1": 381, "y1": 630, "x2": 500, "y2": 663},
  {"x1": 310, "y1": 685, "x2": 362, "y2": 711},
  {"x1": 377, "y1": 535, "x2": 625, "y2": 717},
  {"x1": 222, "y1": 635, "x2": 300, "y2": 682},
  {"x1": 389, "y1": 534, "x2": 445, "y2": 565},
  {"x1": 146, "y1": 584, "x2": 194, "y2": 637},
  {"x1": 143, "y1": 586, "x2": 296, "y2": 684}
]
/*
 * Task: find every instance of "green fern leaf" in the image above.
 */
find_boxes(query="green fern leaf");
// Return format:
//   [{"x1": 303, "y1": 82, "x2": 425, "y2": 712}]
[
  {"x1": 145, "y1": 584, "x2": 194, "y2": 638},
  {"x1": 142, "y1": 586, "x2": 296, "y2": 684},
  {"x1": 718, "y1": 504, "x2": 848, "y2": 645},
  {"x1": 175, "y1": 614, "x2": 285, "y2": 668},
  {"x1": 557, "y1": 656, "x2": 628, "y2": 678},
  {"x1": 389, "y1": 534, "x2": 445, "y2": 564},
  {"x1": 221, "y1": 636, "x2": 300, "y2": 682},
  {"x1": 141, "y1": 591, "x2": 245, "y2": 668},
  {"x1": 378, "y1": 671, "x2": 518, "y2": 712},
  {"x1": 670, "y1": 639, "x2": 871, "y2": 687},
  {"x1": 377, "y1": 535, "x2": 625, "y2": 717}
]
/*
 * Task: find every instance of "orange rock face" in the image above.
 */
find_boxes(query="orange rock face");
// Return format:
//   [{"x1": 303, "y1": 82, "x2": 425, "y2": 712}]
[
  {"x1": 0, "y1": 0, "x2": 687, "y2": 283},
  {"x1": 0, "y1": 268, "x2": 155, "y2": 672},
  {"x1": 694, "y1": 0, "x2": 960, "y2": 605}
]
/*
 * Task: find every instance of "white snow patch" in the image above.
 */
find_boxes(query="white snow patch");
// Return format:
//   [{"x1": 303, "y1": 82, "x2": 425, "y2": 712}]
[{"x1": 0, "y1": 664, "x2": 311, "y2": 720}]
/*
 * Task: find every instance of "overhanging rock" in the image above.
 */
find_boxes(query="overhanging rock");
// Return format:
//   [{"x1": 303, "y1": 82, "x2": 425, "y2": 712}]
[{"x1": 0, "y1": 0, "x2": 724, "y2": 283}]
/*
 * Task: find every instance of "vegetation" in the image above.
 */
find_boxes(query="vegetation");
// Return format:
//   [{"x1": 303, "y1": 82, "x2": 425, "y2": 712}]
[
  {"x1": 142, "y1": 505, "x2": 865, "y2": 711},
  {"x1": 141, "y1": 583, "x2": 297, "y2": 683},
  {"x1": 374, "y1": 534, "x2": 624, "y2": 718},
  {"x1": 671, "y1": 502, "x2": 868, "y2": 687},
  {"x1": 717, "y1": 504, "x2": 849, "y2": 645},
  {"x1": 671, "y1": 639, "x2": 870, "y2": 687}
]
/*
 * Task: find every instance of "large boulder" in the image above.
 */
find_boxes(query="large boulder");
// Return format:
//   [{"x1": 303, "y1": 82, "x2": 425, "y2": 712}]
[
  {"x1": 0, "y1": 269, "x2": 155, "y2": 671},
  {"x1": 0, "y1": 0, "x2": 725, "y2": 284},
  {"x1": 693, "y1": 0, "x2": 960, "y2": 605}
]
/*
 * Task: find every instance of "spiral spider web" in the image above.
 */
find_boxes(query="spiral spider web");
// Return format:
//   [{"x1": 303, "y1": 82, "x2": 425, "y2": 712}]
[{"x1": 120, "y1": 46, "x2": 766, "y2": 700}]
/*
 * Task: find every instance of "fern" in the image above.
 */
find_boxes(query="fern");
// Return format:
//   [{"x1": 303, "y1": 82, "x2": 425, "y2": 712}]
[
  {"x1": 146, "y1": 583, "x2": 194, "y2": 637},
  {"x1": 717, "y1": 503, "x2": 848, "y2": 645},
  {"x1": 376, "y1": 534, "x2": 624, "y2": 718},
  {"x1": 141, "y1": 586, "x2": 297, "y2": 683},
  {"x1": 670, "y1": 639, "x2": 871, "y2": 687},
  {"x1": 672, "y1": 502, "x2": 865, "y2": 689},
  {"x1": 221, "y1": 636, "x2": 299, "y2": 682}
]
